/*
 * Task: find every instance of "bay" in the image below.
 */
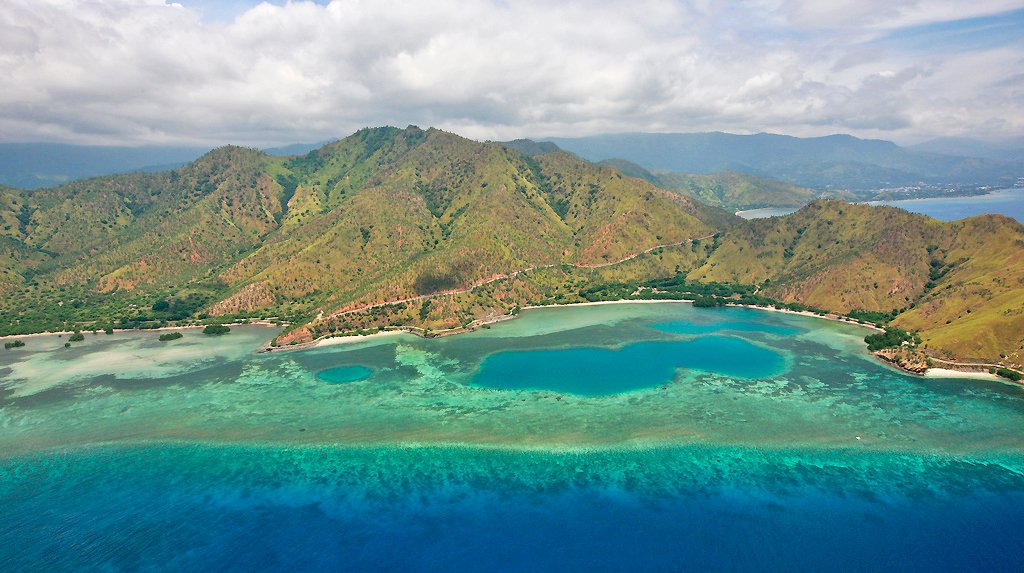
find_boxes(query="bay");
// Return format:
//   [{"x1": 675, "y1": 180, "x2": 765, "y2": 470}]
[
  {"x1": 739, "y1": 187, "x2": 1024, "y2": 222},
  {"x1": 867, "y1": 186, "x2": 1024, "y2": 223}
]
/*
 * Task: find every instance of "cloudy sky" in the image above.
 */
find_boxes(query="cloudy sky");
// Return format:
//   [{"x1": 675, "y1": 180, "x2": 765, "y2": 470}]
[{"x1": 1, "y1": 0, "x2": 1022, "y2": 146}]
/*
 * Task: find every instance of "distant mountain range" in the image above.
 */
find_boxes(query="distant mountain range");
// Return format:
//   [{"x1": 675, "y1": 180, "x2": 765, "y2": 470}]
[
  {"x1": 548, "y1": 132, "x2": 1024, "y2": 190},
  {"x1": 595, "y1": 158, "x2": 831, "y2": 210},
  {"x1": 502, "y1": 139, "x2": 829, "y2": 210},
  {"x1": 4, "y1": 131, "x2": 1022, "y2": 193},
  {"x1": 0, "y1": 143, "x2": 212, "y2": 189},
  {"x1": 0, "y1": 141, "x2": 334, "y2": 189},
  {"x1": 1, "y1": 126, "x2": 1021, "y2": 365},
  {"x1": 908, "y1": 137, "x2": 1024, "y2": 162}
]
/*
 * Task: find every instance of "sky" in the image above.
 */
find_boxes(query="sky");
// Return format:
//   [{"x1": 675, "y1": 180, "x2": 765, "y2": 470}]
[{"x1": 1, "y1": 0, "x2": 1022, "y2": 146}]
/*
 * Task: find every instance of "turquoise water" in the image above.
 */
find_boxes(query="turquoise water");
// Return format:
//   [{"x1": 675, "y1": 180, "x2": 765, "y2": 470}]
[
  {"x1": 473, "y1": 337, "x2": 785, "y2": 395},
  {"x1": 651, "y1": 318, "x2": 801, "y2": 336},
  {"x1": 2, "y1": 303, "x2": 1024, "y2": 571}
]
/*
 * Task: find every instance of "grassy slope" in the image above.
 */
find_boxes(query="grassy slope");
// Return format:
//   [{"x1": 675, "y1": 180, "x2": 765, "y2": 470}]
[
  {"x1": 0, "y1": 147, "x2": 292, "y2": 331},
  {"x1": 656, "y1": 171, "x2": 824, "y2": 210},
  {"x1": 895, "y1": 215, "x2": 1024, "y2": 363},
  {"x1": 693, "y1": 200, "x2": 1024, "y2": 363},
  {"x1": 0, "y1": 127, "x2": 732, "y2": 338},
  {"x1": 597, "y1": 159, "x2": 824, "y2": 210},
  {"x1": 2, "y1": 129, "x2": 1020, "y2": 365},
  {"x1": 224, "y1": 129, "x2": 727, "y2": 330}
]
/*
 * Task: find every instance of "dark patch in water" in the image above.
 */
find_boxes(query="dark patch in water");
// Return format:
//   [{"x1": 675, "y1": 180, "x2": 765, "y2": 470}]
[{"x1": 318, "y1": 365, "x2": 374, "y2": 384}]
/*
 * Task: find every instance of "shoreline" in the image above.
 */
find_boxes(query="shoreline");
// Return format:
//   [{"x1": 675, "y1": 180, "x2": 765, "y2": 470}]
[
  {"x1": 4, "y1": 300, "x2": 1018, "y2": 383},
  {"x1": 533, "y1": 299, "x2": 886, "y2": 332},
  {"x1": 872, "y1": 353, "x2": 1019, "y2": 384},
  {"x1": 923, "y1": 368, "x2": 1003, "y2": 381},
  {"x1": 276, "y1": 298, "x2": 885, "y2": 354},
  {"x1": 0, "y1": 320, "x2": 281, "y2": 342},
  {"x1": 297, "y1": 300, "x2": 1020, "y2": 382}
]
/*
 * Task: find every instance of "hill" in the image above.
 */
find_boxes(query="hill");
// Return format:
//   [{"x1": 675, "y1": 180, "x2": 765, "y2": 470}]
[
  {"x1": 691, "y1": 200, "x2": 1024, "y2": 363},
  {"x1": 0, "y1": 127, "x2": 733, "y2": 341},
  {"x1": 1, "y1": 128, "x2": 1020, "y2": 368},
  {"x1": 596, "y1": 159, "x2": 827, "y2": 210},
  {"x1": 550, "y1": 132, "x2": 1023, "y2": 190}
]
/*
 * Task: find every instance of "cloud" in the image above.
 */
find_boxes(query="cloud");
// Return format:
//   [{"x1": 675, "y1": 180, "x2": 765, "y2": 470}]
[{"x1": 0, "y1": 0, "x2": 1022, "y2": 145}]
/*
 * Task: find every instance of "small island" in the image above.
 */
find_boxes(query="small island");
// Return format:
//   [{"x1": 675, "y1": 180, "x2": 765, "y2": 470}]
[
  {"x1": 158, "y1": 332, "x2": 183, "y2": 342},
  {"x1": 202, "y1": 324, "x2": 231, "y2": 335}
]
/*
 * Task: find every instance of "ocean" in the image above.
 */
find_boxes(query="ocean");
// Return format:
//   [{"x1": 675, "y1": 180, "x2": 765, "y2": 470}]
[
  {"x1": 738, "y1": 186, "x2": 1024, "y2": 222},
  {"x1": 2, "y1": 303, "x2": 1023, "y2": 571}
]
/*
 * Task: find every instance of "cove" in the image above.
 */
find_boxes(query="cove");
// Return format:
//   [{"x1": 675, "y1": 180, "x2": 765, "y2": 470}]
[{"x1": 472, "y1": 336, "x2": 786, "y2": 395}]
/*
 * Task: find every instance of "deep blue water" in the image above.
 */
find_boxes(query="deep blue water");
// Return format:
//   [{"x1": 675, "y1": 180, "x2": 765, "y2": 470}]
[
  {"x1": 739, "y1": 187, "x2": 1024, "y2": 222},
  {"x1": 4, "y1": 305, "x2": 1024, "y2": 571},
  {"x1": 2, "y1": 445, "x2": 1023, "y2": 572},
  {"x1": 869, "y1": 187, "x2": 1024, "y2": 223},
  {"x1": 472, "y1": 336, "x2": 785, "y2": 394}
]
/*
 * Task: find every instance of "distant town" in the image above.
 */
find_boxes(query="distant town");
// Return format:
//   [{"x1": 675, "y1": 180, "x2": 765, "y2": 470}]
[{"x1": 866, "y1": 180, "x2": 1022, "y2": 201}]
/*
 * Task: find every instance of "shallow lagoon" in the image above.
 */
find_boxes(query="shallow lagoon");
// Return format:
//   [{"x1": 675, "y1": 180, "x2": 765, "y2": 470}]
[{"x1": 2, "y1": 303, "x2": 1024, "y2": 571}]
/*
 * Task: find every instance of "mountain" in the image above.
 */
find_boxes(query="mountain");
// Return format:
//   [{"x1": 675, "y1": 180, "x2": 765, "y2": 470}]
[
  {"x1": 0, "y1": 143, "x2": 211, "y2": 189},
  {"x1": 497, "y1": 139, "x2": 562, "y2": 157},
  {"x1": 691, "y1": 200, "x2": 1024, "y2": 362},
  {"x1": 1, "y1": 127, "x2": 1020, "y2": 367},
  {"x1": 549, "y1": 132, "x2": 1024, "y2": 190},
  {"x1": 500, "y1": 142, "x2": 828, "y2": 209},
  {"x1": 909, "y1": 137, "x2": 1024, "y2": 162},
  {"x1": 263, "y1": 141, "x2": 337, "y2": 156},
  {"x1": 597, "y1": 159, "x2": 828, "y2": 210},
  {"x1": 0, "y1": 126, "x2": 733, "y2": 340}
]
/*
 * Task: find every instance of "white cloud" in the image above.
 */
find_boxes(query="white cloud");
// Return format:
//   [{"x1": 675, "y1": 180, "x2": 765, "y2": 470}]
[{"x1": 0, "y1": 0, "x2": 1021, "y2": 145}]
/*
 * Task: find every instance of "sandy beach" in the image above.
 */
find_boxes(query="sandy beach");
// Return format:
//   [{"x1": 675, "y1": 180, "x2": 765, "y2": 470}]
[
  {"x1": 315, "y1": 330, "x2": 409, "y2": 347},
  {"x1": 0, "y1": 320, "x2": 280, "y2": 342},
  {"x1": 923, "y1": 368, "x2": 1003, "y2": 381},
  {"x1": 527, "y1": 299, "x2": 885, "y2": 332}
]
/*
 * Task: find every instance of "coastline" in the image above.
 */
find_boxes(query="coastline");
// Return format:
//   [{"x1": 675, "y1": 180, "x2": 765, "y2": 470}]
[
  {"x1": 4, "y1": 299, "x2": 1019, "y2": 384},
  {"x1": 872, "y1": 352, "x2": 1019, "y2": 384},
  {"x1": 296, "y1": 299, "x2": 1022, "y2": 383},
  {"x1": 272, "y1": 298, "x2": 883, "y2": 353},
  {"x1": 531, "y1": 299, "x2": 886, "y2": 332},
  {"x1": 0, "y1": 320, "x2": 281, "y2": 342},
  {"x1": 924, "y1": 368, "x2": 1003, "y2": 381}
]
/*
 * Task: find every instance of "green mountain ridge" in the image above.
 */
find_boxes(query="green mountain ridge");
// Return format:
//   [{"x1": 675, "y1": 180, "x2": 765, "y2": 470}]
[
  {"x1": 0, "y1": 126, "x2": 728, "y2": 339},
  {"x1": 596, "y1": 158, "x2": 830, "y2": 210},
  {"x1": 693, "y1": 201, "x2": 1024, "y2": 363},
  {"x1": 1, "y1": 127, "x2": 1021, "y2": 367}
]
